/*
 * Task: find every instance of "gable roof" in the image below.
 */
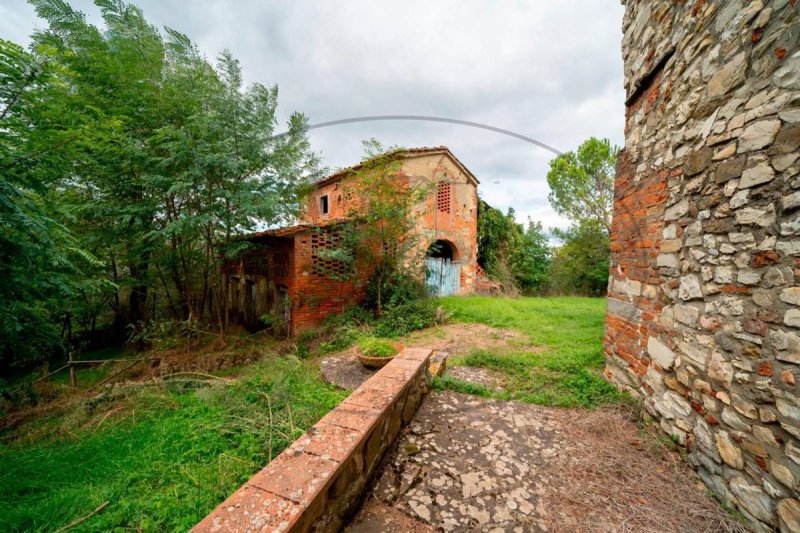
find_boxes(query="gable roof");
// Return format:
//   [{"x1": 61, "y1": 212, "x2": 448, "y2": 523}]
[{"x1": 314, "y1": 146, "x2": 480, "y2": 188}]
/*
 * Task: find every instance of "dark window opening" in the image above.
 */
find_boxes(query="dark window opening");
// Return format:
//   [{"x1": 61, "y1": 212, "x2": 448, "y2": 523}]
[
  {"x1": 427, "y1": 240, "x2": 456, "y2": 260},
  {"x1": 320, "y1": 195, "x2": 329, "y2": 214}
]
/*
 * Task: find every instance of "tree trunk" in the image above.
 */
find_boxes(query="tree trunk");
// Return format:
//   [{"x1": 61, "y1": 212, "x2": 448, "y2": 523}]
[{"x1": 128, "y1": 251, "x2": 151, "y2": 349}]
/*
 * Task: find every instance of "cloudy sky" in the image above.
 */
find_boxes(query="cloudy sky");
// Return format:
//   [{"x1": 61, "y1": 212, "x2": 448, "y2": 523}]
[{"x1": 2, "y1": 1, "x2": 626, "y2": 232}]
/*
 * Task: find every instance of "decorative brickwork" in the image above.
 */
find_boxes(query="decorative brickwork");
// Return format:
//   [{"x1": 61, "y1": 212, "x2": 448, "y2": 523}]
[
  {"x1": 605, "y1": 1, "x2": 800, "y2": 530},
  {"x1": 310, "y1": 229, "x2": 348, "y2": 278},
  {"x1": 437, "y1": 181, "x2": 452, "y2": 213}
]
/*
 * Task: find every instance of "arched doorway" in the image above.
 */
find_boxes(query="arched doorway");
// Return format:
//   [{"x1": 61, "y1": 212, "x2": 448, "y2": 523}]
[{"x1": 425, "y1": 240, "x2": 461, "y2": 296}]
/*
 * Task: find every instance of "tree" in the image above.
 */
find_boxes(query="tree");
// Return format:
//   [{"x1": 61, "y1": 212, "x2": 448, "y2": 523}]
[
  {"x1": 546, "y1": 137, "x2": 617, "y2": 233},
  {"x1": 1, "y1": 0, "x2": 316, "y2": 367},
  {"x1": 512, "y1": 221, "x2": 551, "y2": 293},
  {"x1": 321, "y1": 141, "x2": 431, "y2": 317},
  {"x1": 0, "y1": 36, "x2": 108, "y2": 367},
  {"x1": 477, "y1": 202, "x2": 550, "y2": 294},
  {"x1": 548, "y1": 221, "x2": 610, "y2": 296}
]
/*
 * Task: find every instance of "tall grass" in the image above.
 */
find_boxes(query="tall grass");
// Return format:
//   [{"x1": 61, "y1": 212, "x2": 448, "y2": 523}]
[{"x1": 0, "y1": 357, "x2": 345, "y2": 532}]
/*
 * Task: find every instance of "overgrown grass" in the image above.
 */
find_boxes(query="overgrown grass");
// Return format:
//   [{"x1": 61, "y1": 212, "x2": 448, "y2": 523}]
[
  {"x1": 1, "y1": 295, "x2": 621, "y2": 530},
  {"x1": 0, "y1": 357, "x2": 345, "y2": 532},
  {"x1": 436, "y1": 296, "x2": 625, "y2": 408}
]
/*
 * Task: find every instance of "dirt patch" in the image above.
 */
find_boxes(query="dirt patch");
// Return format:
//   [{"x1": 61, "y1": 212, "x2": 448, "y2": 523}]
[
  {"x1": 401, "y1": 322, "x2": 541, "y2": 356},
  {"x1": 348, "y1": 391, "x2": 750, "y2": 533},
  {"x1": 320, "y1": 354, "x2": 375, "y2": 390},
  {"x1": 543, "y1": 405, "x2": 751, "y2": 533}
]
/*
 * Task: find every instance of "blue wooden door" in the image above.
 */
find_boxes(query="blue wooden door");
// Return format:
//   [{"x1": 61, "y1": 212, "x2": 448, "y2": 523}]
[{"x1": 425, "y1": 258, "x2": 461, "y2": 296}]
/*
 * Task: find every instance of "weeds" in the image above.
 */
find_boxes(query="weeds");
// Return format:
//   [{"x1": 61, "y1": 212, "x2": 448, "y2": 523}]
[
  {"x1": 0, "y1": 356, "x2": 345, "y2": 532},
  {"x1": 431, "y1": 375, "x2": 492, "y2": 397}
]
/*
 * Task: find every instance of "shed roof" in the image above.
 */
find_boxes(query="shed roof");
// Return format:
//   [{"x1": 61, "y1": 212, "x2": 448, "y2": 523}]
[{"x1": 246, "y1": 218, "x2": 348, "y2": 240}]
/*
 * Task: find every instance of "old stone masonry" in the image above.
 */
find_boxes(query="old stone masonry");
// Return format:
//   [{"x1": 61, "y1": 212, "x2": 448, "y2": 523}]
[{"x1": 604, "y1": 1, "x2": 800, "y2": 531}]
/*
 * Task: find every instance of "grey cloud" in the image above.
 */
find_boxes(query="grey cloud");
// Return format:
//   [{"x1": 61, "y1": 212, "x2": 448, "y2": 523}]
[{"x1": 2, "y1": 0, "x2": 625, "y2": 231}]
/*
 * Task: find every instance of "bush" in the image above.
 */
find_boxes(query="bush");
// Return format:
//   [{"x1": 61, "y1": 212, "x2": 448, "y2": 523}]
[
  {"x1": 321, "y1": 275, "x2": 445, "y2": 344},
  {"x1": 363, "y1": 269, "x2": 427, "y2": 312},
  {"x1": 373, "y1": 298, "x2": 446, "y2": 338},
  {"x1": 549, "y1": 221, "x2": 610, "y2": 296},
  {"x1": 356, "y1": 337, "x2": 398, "y2": 358}
]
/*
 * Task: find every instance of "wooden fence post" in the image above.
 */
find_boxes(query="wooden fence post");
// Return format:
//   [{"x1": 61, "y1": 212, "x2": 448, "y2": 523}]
[{"x1": 68, "y1": 350, "x2": 77, "y2": 387}]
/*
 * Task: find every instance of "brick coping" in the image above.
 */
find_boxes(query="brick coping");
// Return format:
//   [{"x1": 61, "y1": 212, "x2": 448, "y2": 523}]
[{"x1": 192, "y1": 348, "x2": 433, "y2": 532}]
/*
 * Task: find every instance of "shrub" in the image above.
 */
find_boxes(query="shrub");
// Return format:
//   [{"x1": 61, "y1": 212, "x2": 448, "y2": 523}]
[
  {"x1": 356, "y1": 337, "x2": 398, "y2": 358},
  {"x1": 319, "y1": 305, "x2": 374, "y2": 353},
  {"x1": 363, "y1": 269, "x2": 427, "y2": 313},
  {"x1": 373, "y1": 298, "x2": 447, "y2": 338}
]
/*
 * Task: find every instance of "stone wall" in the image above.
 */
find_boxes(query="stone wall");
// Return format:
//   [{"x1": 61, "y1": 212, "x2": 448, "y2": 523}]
[
  {"x1": 192, "y1": 348, "x2": 434, "y2": 532},
  {"x1": 604, "y1": 1, "x2": 800, "y2": 530}
]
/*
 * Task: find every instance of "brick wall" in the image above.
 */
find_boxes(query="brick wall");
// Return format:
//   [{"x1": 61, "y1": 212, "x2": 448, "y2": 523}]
[
  {"x1": 605, "y1": 1, "x2": 800, "y2": 530},
  {"x1": 287, "y1": 151, "x2": 480, "y2": 334},
  {"x1": 192, "y1": 348, "x2": 434, "y2": 532},
  {"x1": 605, "y1": 151, "x2": 670, "y2": 383},
  {"x1": 289, "y1": 230, "x2": 366, "y2": 336}
]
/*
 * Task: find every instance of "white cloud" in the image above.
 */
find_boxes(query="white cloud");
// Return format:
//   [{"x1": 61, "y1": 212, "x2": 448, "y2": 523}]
[{"x1": 3, "y1": 0, "x2": 626, "y2": 230}]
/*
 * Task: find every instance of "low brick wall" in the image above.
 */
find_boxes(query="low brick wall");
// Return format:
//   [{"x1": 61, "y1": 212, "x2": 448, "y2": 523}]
[{"x1": 192, "y1": 348, "x2": 433, "y2": 532}]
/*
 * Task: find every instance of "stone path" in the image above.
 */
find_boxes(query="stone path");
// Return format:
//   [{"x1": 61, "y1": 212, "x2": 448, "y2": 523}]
[
  {"x1": 444, "y1": 366, "x2": 505, "y2": 391},
  {"x1": 346, "y1": 391, "x2": 751, "y2": 533}
]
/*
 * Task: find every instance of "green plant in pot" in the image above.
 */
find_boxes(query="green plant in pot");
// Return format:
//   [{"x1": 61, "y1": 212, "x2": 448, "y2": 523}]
[{"x1": 355, "y1": 337, "x2": 404, "y2": 368}]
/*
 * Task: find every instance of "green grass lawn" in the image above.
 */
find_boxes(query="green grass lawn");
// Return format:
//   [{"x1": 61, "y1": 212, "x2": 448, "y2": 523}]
[
  {"x1": 0, "y1": 295, "x2": 618, "y2": 532},
  {"x1": 0, "y1": 357, "x2": 345, "y2": 532},
  {"x1": 435, "y1": 295, "x2": 623, "y2": 408}
]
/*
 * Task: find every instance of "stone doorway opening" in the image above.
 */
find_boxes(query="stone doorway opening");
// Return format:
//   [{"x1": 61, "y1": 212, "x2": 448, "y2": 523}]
[{"x1": 425, "y1": 240, "x2": 460, "y2": 296}]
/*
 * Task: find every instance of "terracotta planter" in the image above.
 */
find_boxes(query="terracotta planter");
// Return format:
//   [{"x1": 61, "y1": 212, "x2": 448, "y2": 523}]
[{"x1": 355, "y1": 342, "x2": 405, "y2": 368}]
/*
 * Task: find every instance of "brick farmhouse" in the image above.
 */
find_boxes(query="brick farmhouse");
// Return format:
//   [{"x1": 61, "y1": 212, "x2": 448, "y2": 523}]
[{"x1": 223, "y1": 147, "x2": 479, "y2": 336}]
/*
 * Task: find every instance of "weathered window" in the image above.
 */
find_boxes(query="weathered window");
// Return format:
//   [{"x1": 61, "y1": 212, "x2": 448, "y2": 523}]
[
  {"x1": 319, "y1": 195, "x2": 329, "y2": 215},
  {"x1": 437, "y1": 182, "x2": 451, "y2": 214}
]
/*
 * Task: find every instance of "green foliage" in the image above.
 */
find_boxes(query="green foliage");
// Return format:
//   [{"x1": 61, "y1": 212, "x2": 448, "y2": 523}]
[
  {"x1": 431, "y1": 375, "x2": 492, "y2": 397},
  {"x1": 546, "y1": 137, "x2": 618, "y2": 232},
  {"x1": 0, "y1": 356, "x2": 345, "y2": 532},
  {"x1": 326, "y1": 140, "x2": 432, "y2": 316},
  {"x1": 439, "y1": 296, "x2": 624, "y2": 408},
  {"x1": 513, "y1": 220, "x2": 551, "y2": 293},
  {"x1": 364, "y1": 269, "x2": 427, "y2": 312},
  {"x1": 1, "y1": 1, "x2": 318, "y2": 367},
  {"x1": 0, "y1": 36, "x2": 107, "y2": 367},
  {"x1": 549, "y1": 221, "x2": 610, "y2": 296},
  {"x1": 476, "y1": 202, "x2": 550, "y2": 294},
  {"x1": 543, "y1": 136, "x2": 617, "y2": 296},
  {"x1": 316, "y1": 295, "x2": 443, "y2": 350},
  {"x1": 373, "y1": 298, "x2": 445, "y2": 338},
  {"x1": 356, "y1": 337, "x2": 398, "y2": 358},
  {"x1": 476, "y1": 200, "x2": 514, "y2": 275}
]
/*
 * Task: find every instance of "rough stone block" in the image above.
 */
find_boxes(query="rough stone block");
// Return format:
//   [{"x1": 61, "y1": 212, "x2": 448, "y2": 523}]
[
  {"x1": 739, "y1": 162, "x2": 775, "y2": 189},
  {"x1": 647, "y1": 336, "x2": 675, "y2": 369}
]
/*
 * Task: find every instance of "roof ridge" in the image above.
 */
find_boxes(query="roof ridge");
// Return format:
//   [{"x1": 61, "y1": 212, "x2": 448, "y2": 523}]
[{"x1": 315, "y1": 146, "x2": 478, "y2": 186}]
